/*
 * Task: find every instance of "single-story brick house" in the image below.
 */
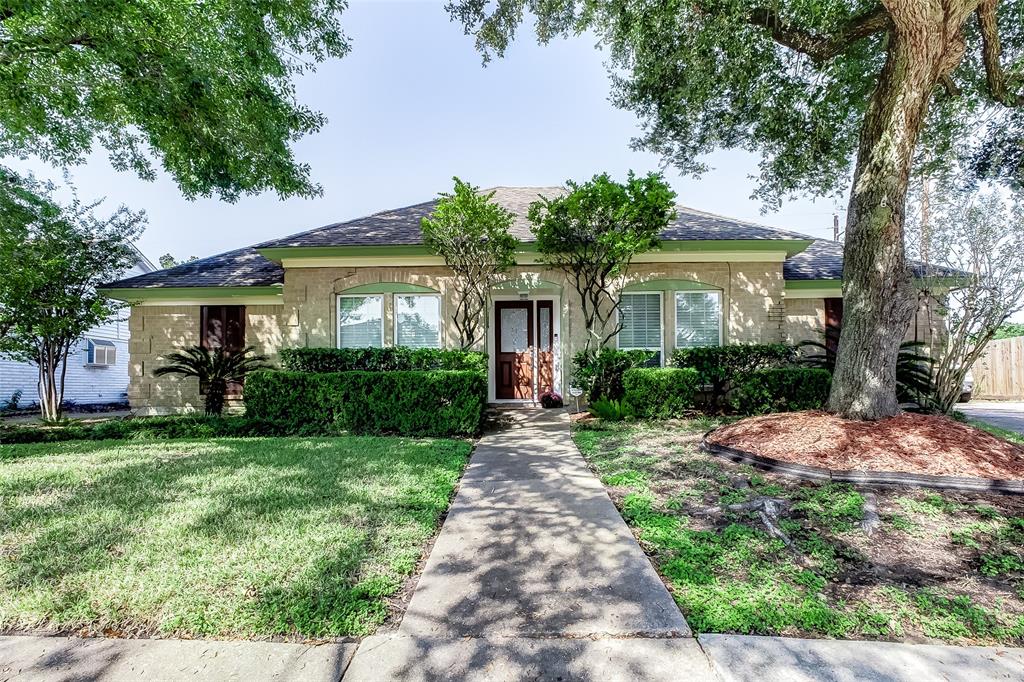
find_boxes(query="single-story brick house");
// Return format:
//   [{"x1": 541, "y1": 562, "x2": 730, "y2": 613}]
[{"x1": 100, "y1": 187, "x2": 948, "y2": 413}]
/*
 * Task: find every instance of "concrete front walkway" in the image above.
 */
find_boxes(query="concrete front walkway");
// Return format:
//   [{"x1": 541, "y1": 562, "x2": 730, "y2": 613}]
[{"x1": 344, "y1": 409, "x2": 712, "y2": 680}]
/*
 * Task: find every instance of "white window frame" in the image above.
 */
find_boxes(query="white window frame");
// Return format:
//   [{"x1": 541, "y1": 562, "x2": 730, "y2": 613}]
[
  {"x1": 86, "y1": 339, "x2": 117, "y2": 366},
  {"x1": 674, "y1": 290, "x2": 724, "y2": 348},
  {"x1": 336, "y1": 294, "x2": 385, "y2": 348},
  {"x1": 393, "y1": 293, "x2": 443, "y2": 349},
  {"x1": 615, "y1": 291, "x2": 664, "y2": 366}
]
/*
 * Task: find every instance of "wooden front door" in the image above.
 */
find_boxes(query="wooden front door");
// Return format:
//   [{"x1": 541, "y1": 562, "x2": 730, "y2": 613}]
[
  {"x1": 495, "y1": 301, "x2": 534, "y2": 399},
  {"x1": 824, "y1": 297, "x2": 843, "y2": 360}
]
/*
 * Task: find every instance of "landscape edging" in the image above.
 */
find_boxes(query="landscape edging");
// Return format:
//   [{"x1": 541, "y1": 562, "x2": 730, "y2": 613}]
[{"x1": 700, "y1": 430, "x2": 1024, "y2": 495}]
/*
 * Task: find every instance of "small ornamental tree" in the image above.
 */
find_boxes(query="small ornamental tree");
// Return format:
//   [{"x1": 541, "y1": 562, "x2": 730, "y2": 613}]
[
  {"x1": 0, "y1": 170, "x2": 145, "y2": 421},
  {"x1": 421, "y1": 177, "x2": 518, "y2": 349},
  {"x1": 528, "y1": 172, "x2": 676, "y2": 350},
  {"x1": 909, "y1": 185, "x2": 1024, "y2": 413}
]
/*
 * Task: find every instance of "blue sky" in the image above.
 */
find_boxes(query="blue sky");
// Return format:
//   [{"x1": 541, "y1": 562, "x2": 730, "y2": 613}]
[{"x1": 16, "y1": 0, "x2": 845, "y2": 263}]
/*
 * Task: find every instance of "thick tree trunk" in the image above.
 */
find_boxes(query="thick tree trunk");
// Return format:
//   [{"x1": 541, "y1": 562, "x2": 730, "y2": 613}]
[{"x1": 828, "y1": 3, "x2": 970, "y2": 420}]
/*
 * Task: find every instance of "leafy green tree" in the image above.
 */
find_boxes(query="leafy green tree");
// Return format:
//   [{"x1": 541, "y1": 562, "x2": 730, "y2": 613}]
[
  {"x1": 994, "y1": 322, "x2": 1024, "y2": 339},
  {"x1": 529, "y1": 172, "x2": 676, "y2": 350},
  {"x1": 0, "y1": 169, "x2": 146, "y2": 421},
  {"x1": 421, "y1": 178, "x2": 518, "y2": 349},
  {"x1": 159, "y1": 254, "x2": 199, "y2": 269},
  {"x1": 154, "y1": 346, "x2": 268, "y2": 416},
  {"x1": 0, "y1": 1, "x2": 349, "y2": 201},
  {"x1": 449, "y1": 0, "x2": 1024, "y2": 419}
]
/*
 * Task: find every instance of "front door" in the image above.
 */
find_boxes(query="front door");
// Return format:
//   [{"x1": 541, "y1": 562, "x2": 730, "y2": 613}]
[{"x1": 495, "y1": 301, "x2": 534, "y2": 399}]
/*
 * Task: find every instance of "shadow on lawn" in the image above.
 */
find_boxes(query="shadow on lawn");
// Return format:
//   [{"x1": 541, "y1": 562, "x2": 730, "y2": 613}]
[{"x1": 0, "y1": 436, "x2": 466, "y2": 638}]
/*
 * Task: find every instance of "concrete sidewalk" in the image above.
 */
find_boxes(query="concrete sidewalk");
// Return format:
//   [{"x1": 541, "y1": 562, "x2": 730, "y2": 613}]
[
  {"x1": 701, "y1": 634, "x2": 1024, "y2": 681},
  {"x1": 343, "y1": 408, "x2": 713, "y2": 680},
  {"x1": 0, "y1": 635, "x2": 357, "y2": 681}
]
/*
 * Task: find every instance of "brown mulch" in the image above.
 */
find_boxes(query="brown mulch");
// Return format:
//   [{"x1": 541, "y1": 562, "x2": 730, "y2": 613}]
[{"x1": 707, "y1": 411, "x2": 1024, "y2": 481}]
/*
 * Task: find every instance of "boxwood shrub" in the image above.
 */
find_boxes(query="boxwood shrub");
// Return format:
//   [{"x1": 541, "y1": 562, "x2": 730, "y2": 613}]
[
  {"x1": 670, "y1": 344, "x2": 795, "y2": 409},
  {"x1": 245, "y1": 369, "x2": 487, "y2": 437},
  {"x1": 279, "y1": 347, "x2": 487, "y2": 374},
  {"x1": 571, "y1": 348, "x2": 657, "y2": 401},
  {"x1": 623, "y1": 367, "x2": 700, "y2": 419},
  {"x1": 730, "y1": 368, "x2": 832, "y2": 415},
  {"x1": 0, "y1": 415, "x2": 299, "y2": 445}
]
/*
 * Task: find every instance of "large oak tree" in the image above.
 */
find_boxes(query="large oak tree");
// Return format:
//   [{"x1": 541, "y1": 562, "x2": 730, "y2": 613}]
[
  {"x1": 448, "y1": 0, "x2": 1024, "y2": 419},
  {"x1": 0, "y1": 1, "x2": 348, "y2": 201}
]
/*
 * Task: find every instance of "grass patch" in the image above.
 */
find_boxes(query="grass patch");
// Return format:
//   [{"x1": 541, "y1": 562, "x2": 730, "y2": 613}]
[
  {"x1": 572, "y1": 419, "x2": 1024, "y2": 645},
  {"x1": 0, "y1": 435, "x2": 470, "y2": 638}
]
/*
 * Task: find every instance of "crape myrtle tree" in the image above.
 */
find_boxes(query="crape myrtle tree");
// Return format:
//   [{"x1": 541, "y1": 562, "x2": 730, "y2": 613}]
[
  {"x1": 528, "y1": 172, "x2": 676, "y2": 351},
  {"x1": 909, "y1": 186, "x2": 1024, "y2": 414},
  {"x1": 421, "y1": 178, "x2": 518, "y2": 349},
  {"x1": 0, "y1": 0, "x2": 349, "y2": 201},
  {"x1": 449, "y1": 0, "x2": 1024, "y2": 420},
  {"x1": 0, "y1": 170, "x2": 146, "y2": 421}
]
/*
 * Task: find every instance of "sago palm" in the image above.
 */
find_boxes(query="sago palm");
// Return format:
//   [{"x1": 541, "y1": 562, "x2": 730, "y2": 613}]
[{"x1": 154, "y1": 345, "x2": 268, "y2": 415}]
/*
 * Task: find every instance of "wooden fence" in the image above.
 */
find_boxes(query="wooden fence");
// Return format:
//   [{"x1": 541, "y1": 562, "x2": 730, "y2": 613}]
[{"x1": 973, "y1": 336, "x2": 1024, "y2": 400}]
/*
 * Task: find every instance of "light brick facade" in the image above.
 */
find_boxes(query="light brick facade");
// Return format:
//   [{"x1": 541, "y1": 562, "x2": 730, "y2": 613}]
[{"x1": 128, "y1": 261, "x2": 947, "y2": 413}]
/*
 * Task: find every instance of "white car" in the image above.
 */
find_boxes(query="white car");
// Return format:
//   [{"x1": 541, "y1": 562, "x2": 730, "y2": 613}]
[{"x1": 960, "y1": 370, "x2": 974, "y2": 403}]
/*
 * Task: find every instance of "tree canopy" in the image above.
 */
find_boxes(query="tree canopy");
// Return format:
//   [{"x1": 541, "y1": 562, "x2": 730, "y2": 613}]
[
  {"x1": 421, "y1": 178, "x2": 518, "y2": 349},
  {"x1": 450, "y1": 0, "x2": 1022, "y2": 203},
  {"x1": 529, "y1": 172, "x2": 676, "y2": 349},
  {"x1": 0, "y1": 1, "x2": 349, "y2": 201}
]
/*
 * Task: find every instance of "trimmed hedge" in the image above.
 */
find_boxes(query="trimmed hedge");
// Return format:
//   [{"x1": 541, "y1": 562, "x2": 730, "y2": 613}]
[
  {"x1": 671, "y1": 344, "x2": 795, "y2": 409},
  {"x1": 623, "y1": 367, "x2": 700, "y2": 419},
  {"x1": 730, "y1": 368, "x2": 832, "y2": 415},
  {"x1": 245, "y1": 369, "x2": 487, "y2": 437},
  {"x1": 0, "y1": 415, "x2": 300, "y2": 445},
  {"x1": 279, "y1": 347, "x2": 487, "y2": 374}
]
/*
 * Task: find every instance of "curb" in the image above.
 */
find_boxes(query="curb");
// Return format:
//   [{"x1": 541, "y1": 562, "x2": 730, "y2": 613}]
[{"x1": 700, "y1": 431, "x2": 1024, "y2": 495}]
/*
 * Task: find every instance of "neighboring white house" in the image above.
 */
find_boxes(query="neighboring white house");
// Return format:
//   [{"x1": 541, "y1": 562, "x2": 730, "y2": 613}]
[{"x1": 0, "y1": 246, "x2": 157, "y2": 409}]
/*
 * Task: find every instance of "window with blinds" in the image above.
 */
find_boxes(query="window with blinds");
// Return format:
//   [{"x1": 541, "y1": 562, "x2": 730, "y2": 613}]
[
  {"x1": 395, "y1": 295, "x2": 441, "y2": 348},
  {"x1": 675, "y1": 291, "x2": 722, "y2": 347},
  {"x1": 337, "y1": 295, "x2": 384, "y2": 348},
  {"x1": 618, "y1": 292, "x2": 662, "y2": 365}
]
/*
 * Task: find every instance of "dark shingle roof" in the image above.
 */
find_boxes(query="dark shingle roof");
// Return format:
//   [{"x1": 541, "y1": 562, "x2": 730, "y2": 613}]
[
  {"x1": 663, "y1": 207, "x2": 810, "y2": 242},
  {"x1": 783, "y1": 239, "x2": 846, "y2": 280},
  {"x1": 102, "y1": 247, "x2": 283, "y2": 289},
  {"x1": 257, "y1": 187, "x2": 564, "y2": 248},
  {"x1": 257, "y1": 188, "x2": 812, "y2": 249},
  {"x1": 106, "y1": 187, "x2": 959, "y2": 291},
  {"x1": 784, "y1": 239, "x2": 966, "y2": 281}
]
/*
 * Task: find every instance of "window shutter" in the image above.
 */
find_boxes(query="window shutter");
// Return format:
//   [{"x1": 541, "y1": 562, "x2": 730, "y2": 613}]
[{"x1": 675, "y1": 292, "x2": 722, "y2": 347}]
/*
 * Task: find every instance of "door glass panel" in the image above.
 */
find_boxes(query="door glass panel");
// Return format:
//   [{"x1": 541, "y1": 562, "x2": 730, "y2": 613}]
[
  {"x1": 538, "y1": 307, "x2": 551, "y2": 352},
  {"x1": 500, "y1": 307, "x2": 529, "y2": 352}
]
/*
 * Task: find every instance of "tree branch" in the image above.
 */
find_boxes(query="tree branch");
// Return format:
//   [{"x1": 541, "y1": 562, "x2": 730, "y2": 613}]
[
  {"x1": 977, "y1": 0, "x2": 1024, "y2": 107},
  {"x1": 746, "y1": 4, "x2": 891, "y2": 62}
]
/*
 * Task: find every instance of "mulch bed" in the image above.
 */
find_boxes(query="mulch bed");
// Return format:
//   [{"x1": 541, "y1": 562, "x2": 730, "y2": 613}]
[{"x1": 707, "y1": 411, "x2": 1024, "y2": 481}]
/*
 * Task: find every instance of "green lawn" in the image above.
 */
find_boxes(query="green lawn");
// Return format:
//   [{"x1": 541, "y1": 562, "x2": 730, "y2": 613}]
[
  {"x1": 0, "y1": 435, "x2": 470, "y2": 639},
  {"x1": 573, "y1": 419, "x2": 1024, "y2": 645}
]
